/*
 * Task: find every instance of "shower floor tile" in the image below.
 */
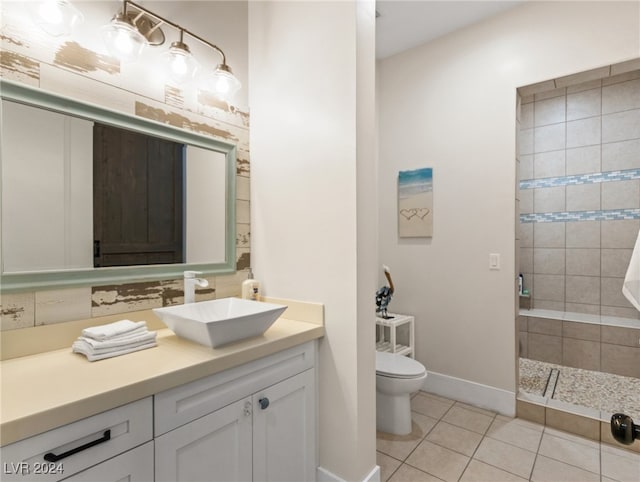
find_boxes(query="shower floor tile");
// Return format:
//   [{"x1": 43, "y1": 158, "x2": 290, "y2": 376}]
[{"x1": 519, "y1": 358, "x2": 640, "y2": 420}]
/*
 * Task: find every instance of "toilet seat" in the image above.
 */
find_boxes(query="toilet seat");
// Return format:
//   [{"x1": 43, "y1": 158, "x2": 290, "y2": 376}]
[{"x1": 376, "y1": 351, "x2": 426, "y2": 379}]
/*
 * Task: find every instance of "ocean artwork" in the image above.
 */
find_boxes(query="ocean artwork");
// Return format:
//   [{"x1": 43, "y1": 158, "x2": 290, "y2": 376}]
[{"x1": 398, "y1": 167, "x2": 433, "y2": 237}]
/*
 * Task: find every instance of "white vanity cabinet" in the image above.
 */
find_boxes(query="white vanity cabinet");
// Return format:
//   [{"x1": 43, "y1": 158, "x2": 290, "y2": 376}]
[
  {"x1": 0, "y1": 398, "x2": 152, "y2": 482},
  {"x1": 154, "y1": 341, "x2": 317, "y2": 482}
]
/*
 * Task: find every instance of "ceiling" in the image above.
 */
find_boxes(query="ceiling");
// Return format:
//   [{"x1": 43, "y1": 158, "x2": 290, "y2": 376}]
[{"x1": 376, "y1": 1, "x2": 526, "y2": 59}]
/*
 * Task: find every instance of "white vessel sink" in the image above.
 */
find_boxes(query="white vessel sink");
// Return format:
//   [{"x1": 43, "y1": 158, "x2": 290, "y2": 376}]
[{"x1": 153, "y1": 298, "x2": 287, "y2": 348}]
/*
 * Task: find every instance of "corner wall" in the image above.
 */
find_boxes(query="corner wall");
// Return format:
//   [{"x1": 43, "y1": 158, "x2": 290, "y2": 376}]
[
  {"x1": 377, "y1": 1, "x2": 639, "y2": 411},
  {"x1": 248, "y1": 1, "x2": 377, "y2": 480}
]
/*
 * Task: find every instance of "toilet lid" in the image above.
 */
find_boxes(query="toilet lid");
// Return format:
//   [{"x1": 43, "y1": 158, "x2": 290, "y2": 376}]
[{"x1": 376, "y1": 351, "x2": 426, "y2": 378}]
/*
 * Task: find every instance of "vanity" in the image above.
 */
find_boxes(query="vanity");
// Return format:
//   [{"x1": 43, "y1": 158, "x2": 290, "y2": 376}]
[{"x1": 0, "y1": 301, "x2": 324, "y2": 482}]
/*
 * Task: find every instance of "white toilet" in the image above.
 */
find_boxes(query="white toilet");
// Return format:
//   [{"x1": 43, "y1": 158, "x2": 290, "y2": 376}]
[{"x1": 376, "y1": 351, "x2": 427, "y2": 435}]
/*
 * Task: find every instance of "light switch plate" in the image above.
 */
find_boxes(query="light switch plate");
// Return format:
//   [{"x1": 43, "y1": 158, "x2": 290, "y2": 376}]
[{"x1": 489, "y1": 253, "x2": 501, "y2": 270}]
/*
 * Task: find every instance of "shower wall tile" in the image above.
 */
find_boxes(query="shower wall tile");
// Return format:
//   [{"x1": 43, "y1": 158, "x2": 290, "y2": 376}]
[
  {"x1": 601, "y1": 305, "x2": 640, "y2": 320},
  {"x1": 519, "y1": 128, "x2": 534, "y2": 156},
  {"x1": 567, "y1": 89, "x2": 601, "y2": 121},
  {"x1": 534, "y1": 150, "x2": 565, "y2": 178},
  {"x1": 601, "y1": 180, "x2": 640, "y2": 210},
  {"x1": 528, "y1": 317, "x2": 562, "y2": 336},
  {"x1": 528, "y1": 333, "x2": 562, "y2": 365},
  {"x1": 601, "y1": 343, "x2": 640, "y2": 378},
  {"x1": 519, "y1": 332, "x2": 528, "y2": 358},
  {"x1": 564, "y1": 302, "x2": 600, "y2": 315},
  {"x1": 534, "y1": 124, "x2": 565, "y2": 153},
  {"x1": 566, "y1": 117, "x2": 601, "y2": 148},
  {"x1": 601, "y1": 220, "x2": 640, "y2": 248},
  {"x1": 601, "y1": 249, "x2": 633, "y2": 278},
  {"x1": 601, "y1": 277, "x2": 632, "y2": 308},
  {"x1": 566, "y1": 145, "x2": 601, "y2": 175},
  {"x1": 534, "y1": 300, "x2": 565, "y2": 311},
  {"x1": 519, "y1": 316, "x2": 528, "y2": 332},
  {"x1": 565, "y1": 276, "x2": 600, "y2": 305},
  {"x1": 521, "y1": 102, "x2": 534, "y2": 129},
  {"x1": 562, "y1": 320, "x2": 600, "y2": 341},
  {"x1": 535, "y1": 96, "x2": 566, "y2": 126},
  {"x1": 533, "y1": 274, "x2": 565, "y2": 302},
  {"x1": 602, "y1": 139, "x2": 640, "y2": 171},
  {"x1": 566, "y1": 221, "x2": 600, "y2": 248},
  {"x1": 602, "y1": 109, "x2": 640, "y2": 143},
  {"x1": 566, "y1": 184, "x2": 601, "y2": 212},
  {"x1": 567, "y1": 79, "x2": 602, "y2": 94},
  {"x1": 520, "y1": 222, "x2": 533, "y2": 247},
  {"x1": 601, "y1": 325, "x2": 640, "y2": 348},
  {"x1": 602, "y1": 78, "x2": 640, "y2": 114},
  {"x1": 534, "y1": 86, "x2": 566, "y2": 101},
  {"x1": 520, "y1": 247, "x2": 534, "y2": 273},
  {"x1": 534, "y1": 222, "x2": 566, "y2": 248},
  {"x1": 520, "y1": 188, "x2": 533, "y2": 214},
  {"x1": 521, "y1": 154, "x2": 534, "y2": 180},
  {"x1": 562, "y1": 338, "x2": 600, "y2": 371},
  {"x1": 534, "y1": 186, "x2": 566, "y2": 213},
  {"x1": 566, "y1": 249, "x2": 600, "y2": 276},
  {"x1": 534, "y1": 248, "x2": 565, "y2": 275}
]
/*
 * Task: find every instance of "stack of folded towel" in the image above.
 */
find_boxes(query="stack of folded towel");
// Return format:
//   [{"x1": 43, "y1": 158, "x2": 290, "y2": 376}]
[{"x1": 72, "y1": 320, "x2": 157, "y2": 362}]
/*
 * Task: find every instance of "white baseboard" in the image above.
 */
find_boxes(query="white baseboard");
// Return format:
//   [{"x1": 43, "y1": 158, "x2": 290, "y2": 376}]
[
  {"x1": 422, "y1": 370, "x2": 516, "y2": 416},
  {"x1": 317, "y1": 465, "x2": 380, "y2": 482}
]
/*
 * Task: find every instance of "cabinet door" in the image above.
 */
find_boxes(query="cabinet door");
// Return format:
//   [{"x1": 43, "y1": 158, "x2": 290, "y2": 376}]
[
  {"x1": 253, "y1": 369, "x2": 316, "y2": 482},
  {"x1": 61, "y1": 441, "x2": 153, "y2": 482},
  {"x1": 155, "y1": 398, "x2": 252, "y2": 482}
]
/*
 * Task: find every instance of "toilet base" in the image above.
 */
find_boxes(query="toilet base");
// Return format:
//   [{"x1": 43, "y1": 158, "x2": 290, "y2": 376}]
[{"x1": 376, "y1": 391, "x2": 412, "y2": 435}]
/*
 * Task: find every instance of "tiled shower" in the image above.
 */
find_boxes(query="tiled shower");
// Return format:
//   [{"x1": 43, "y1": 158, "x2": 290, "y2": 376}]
[{"x1": 516, "y1": 63, "x2": 640, "y2": 430}]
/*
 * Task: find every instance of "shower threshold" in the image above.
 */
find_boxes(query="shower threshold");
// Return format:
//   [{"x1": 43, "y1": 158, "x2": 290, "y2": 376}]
[{"x1": 519, "y1": 358, "x2": 640, "y2": 421}]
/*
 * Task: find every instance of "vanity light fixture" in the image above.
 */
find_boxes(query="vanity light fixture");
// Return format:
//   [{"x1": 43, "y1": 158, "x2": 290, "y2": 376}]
[
  {"x1": 102, "y1": 0, "x2": 241, "y2": 100},
  {"x1": 30, "y1": 0, "x2": 83, "y2": 37}
]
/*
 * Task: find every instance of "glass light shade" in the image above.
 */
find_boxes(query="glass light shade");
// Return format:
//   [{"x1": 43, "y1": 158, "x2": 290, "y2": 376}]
[
  {"x1": 30, "y1": 0, "x2": 83, "y2": 37},
  {"x1": 101, "y1": 15, "x2": 147, "y2": 62},
  {"x1": 162, "y1": 42, "x2": 199, "y2": 84},
  {"x1": 208, "y1": 64, "x2": 241, "y2": 102}
]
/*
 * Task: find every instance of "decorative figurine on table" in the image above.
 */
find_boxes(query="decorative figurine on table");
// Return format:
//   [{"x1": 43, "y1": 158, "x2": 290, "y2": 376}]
[{"x1": 376, "y1": 265, "x2": 395, "y2": 319}]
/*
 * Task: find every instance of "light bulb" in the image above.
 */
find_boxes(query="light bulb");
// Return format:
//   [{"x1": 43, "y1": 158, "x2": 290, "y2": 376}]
[
  {"x1": 101, "y1": 14, "x2": 147, "y2": 62},
  {"x1": 208, "y1": 64, "x2": 241, "y2": 102},
  {"x1": 162, "y1": 41, "x2": 199, "y2": 84},
  {"x1": 30, "y1": 0, "x2": 83, "y2": 36}
]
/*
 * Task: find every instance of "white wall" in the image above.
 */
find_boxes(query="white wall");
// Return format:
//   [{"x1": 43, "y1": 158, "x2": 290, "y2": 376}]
[
  {"x1": 378, "y1": 1, "x2": 639, "y2": 411},
  {"x1": 249, "y1": 1, "x2": 377, "y2": 480}
]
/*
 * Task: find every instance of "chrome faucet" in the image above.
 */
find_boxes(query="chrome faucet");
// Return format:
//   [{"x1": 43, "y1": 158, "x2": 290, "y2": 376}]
[{"x1": 184, "y1": 271, "x2": 209, "y2": 304}]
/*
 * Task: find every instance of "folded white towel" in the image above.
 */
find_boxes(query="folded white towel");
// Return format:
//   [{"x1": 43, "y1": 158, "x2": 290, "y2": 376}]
[
  {"x1": 76, "y1": 331, "x2": 157, "y2": 351},
  {"x1": 622, "y1": 227, "x2": 640, "y2": 312},
  {"x1": 82, "y1": 320, "x2": 146, "y2": 341},
  {"x1": 72, "y1": 341, "x2": 157, "y2": 362}
]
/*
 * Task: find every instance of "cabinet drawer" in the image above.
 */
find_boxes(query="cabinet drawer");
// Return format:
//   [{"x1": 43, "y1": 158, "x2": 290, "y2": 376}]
[
  {"x1": 1, "y1": 397, "x2": 152, "y2": 482},
  {"x1": 155, "y1": 341, "x2": 315, "y2": 435},
  {"x1": 61, "y1": 441, "x2": 153, "y2": 482}
]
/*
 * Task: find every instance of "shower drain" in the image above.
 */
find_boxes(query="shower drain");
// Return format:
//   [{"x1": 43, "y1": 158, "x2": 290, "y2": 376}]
[{"x1": 543, "y1": 368, "x2": 560, "y2": 399}]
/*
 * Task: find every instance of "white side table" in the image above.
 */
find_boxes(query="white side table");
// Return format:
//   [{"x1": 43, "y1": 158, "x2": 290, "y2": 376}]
[{"x1": 375, "y1": 313, "x2": 415, "y2": 358}]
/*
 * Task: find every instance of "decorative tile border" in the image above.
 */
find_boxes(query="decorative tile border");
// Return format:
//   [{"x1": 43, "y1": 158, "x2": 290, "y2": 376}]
[
  {"x1": 521, "y1": 208, "x2": 640, "y2": 223},
  {"x1": 520, "y1": 169, "x2": 640, "y2": 190}
]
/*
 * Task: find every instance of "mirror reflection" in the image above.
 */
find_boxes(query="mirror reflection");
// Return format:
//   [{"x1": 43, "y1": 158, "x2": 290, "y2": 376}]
[{"x1": 2, "y1": 100, "x2": 226, "y2": 273}]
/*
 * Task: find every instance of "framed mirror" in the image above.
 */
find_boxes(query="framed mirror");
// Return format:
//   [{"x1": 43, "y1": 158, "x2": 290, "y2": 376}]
[{"x1": 0, "y1": 80, "x2": 237, "y2": 292}]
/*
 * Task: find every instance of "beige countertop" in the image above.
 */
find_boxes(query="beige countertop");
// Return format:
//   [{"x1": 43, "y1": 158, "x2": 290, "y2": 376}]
[{"x1": 0, "y1": 299, "x2": 324, "y2": 447}]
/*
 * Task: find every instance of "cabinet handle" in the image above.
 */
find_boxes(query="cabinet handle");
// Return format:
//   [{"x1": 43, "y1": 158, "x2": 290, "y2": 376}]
[
  {"x1": 258, "y1": 398, "x2": 269, "y2": 410},
  {"x1": 43, "y1": 430, "x2": 111, "y2": 462}
]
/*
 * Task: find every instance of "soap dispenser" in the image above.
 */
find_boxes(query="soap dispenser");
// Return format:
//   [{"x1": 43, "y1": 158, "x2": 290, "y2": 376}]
[{"x1": 241, "y1": 269, "x2": 261, "y2": 301}]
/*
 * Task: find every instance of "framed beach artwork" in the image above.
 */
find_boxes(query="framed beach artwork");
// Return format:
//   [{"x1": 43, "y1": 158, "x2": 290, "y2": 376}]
[{"x1": 398, "y1": 167, "x2": 433, "y2": 237}]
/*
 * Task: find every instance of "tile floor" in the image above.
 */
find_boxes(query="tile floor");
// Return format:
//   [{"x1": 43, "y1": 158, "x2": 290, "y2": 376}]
[{"x1": 377, "y1": 391, "x2": 640, "y2": 482}]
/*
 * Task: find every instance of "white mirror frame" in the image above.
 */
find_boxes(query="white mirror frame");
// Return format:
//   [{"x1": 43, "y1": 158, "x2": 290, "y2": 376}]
[{"x1": 0, "y1": 80, "x2": 237, "y2": 292}]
